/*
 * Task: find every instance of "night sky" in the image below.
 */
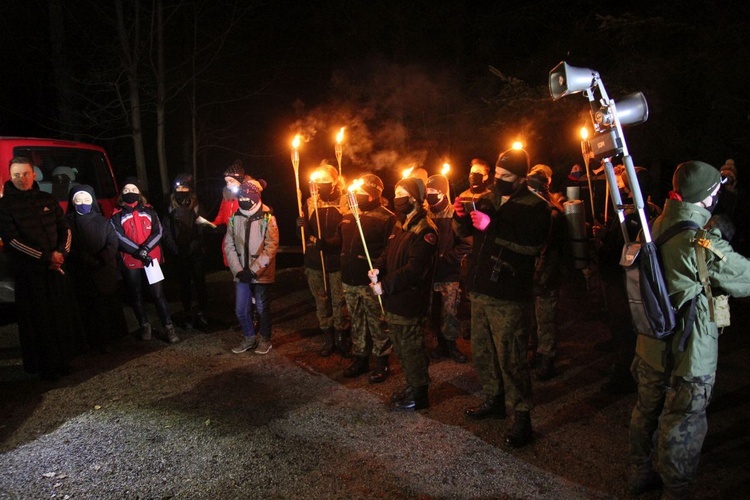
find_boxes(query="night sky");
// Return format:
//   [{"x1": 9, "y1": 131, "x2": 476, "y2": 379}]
[{"x1": 1, "y1": 0, "x2": 749, "y2": 242}]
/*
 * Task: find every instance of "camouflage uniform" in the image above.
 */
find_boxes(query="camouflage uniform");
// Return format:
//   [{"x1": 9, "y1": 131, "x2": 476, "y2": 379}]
[
  {"x1": 533, "y1": 291, "x2": 557, "y2": 357},
  {"x1": 629, "y1": 190, "x2": 750, "y2": 493},
  {"x1": 386, "y1": 312, "x2": 429, "y2": 387},
  {"x1": 304, "y1": 268, "x2": 347, "y2": 331},
  {"x1": 433, "y1": 282, "x2": 461, "y2": 341},
  {"x1": 343, "y1": 283, "x2": 390, "y2": 357}
]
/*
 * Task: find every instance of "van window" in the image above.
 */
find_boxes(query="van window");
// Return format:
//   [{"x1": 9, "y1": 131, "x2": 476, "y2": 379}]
[{"x1": 12, "y1": 146, "x2": 117, "y2": 203}]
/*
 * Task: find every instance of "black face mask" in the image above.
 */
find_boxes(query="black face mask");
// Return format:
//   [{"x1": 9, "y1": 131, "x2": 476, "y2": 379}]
[
  {"x1": 238, "y1": 200, "x2": 255, "y2": 211},
  {"x1": 426, "y1": 193, "x2": 441, "y2": 206},
  {"x1": 469, "y1": 173, "x2": 487, "y2": 193},
  {"x1": 175, "y1": 192, "x2": 190, "y2": 205},
  {"x1": 317, "y1": 183, "x2": 337, "y2": 201},
  {"x1": 122, "y1": 192, "x2": 140, "y2": 204},
  {"x1": 355, "y1": 193, "x2": 378, "y2": 212},
  {"x1": 494, "y1": 179, "x2": 516, "y2": 196},
  {"x1": 393, "y1": 196, "x2": 414, "y2": 215}
]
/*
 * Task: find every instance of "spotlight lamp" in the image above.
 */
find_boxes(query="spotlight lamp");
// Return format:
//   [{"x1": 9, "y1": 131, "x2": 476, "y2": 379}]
[{"x1": 548, "y1": 61, "x2": 651, "y2": 244}]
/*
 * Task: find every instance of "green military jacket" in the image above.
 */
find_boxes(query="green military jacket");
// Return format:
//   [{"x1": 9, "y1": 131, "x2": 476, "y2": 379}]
[{"x1": 636, "y1": 199, "x2": 750, "y2": 377}]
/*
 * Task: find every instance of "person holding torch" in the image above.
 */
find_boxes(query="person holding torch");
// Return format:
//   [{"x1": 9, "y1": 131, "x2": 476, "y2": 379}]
[
  {"x1": 297, "y1": 162, "x2": 351, "y2": 357},
  {"x1": 369, "y1": 177, "x2": 438, "y2": 410}
]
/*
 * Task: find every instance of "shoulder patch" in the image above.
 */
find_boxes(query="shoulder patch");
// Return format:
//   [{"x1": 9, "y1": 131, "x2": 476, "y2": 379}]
[{"x1": 424, "y1": 232, "x2": 437, "y2": 245}]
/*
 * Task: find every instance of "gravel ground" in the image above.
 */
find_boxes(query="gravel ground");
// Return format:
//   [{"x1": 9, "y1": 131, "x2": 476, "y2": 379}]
[{"x1": 0, "y1": 267, "x2": 748, "y2": 499}]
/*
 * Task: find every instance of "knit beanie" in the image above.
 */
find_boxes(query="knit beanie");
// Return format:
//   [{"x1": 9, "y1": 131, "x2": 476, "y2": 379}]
[
  {"x1": 122, "y1": 176, "x2": 143, "y2": 193},
  {"x1": 238, "y1": 178, "x2": 266, "y2": 203},
  {"x1": 426, "y1": 174, "x2": 449, "y2": 194},
  {"x1": 496, "y1": 148, "x2": 531, "y2": 178},
  {"x1": 527, "y1": 166, "x2": 551, "y2": 192},
  {"x1": 395, "y1": 177, "x2": 426, "y2": 203},
  {"x1": 224, "y1": 159, "x2": 245, "y2": 182},
  {"x1": 672, "y1": 161, "x2": 721, "y2": 203},
  {"x1": 360, "y1": 174, "x2": 384, "y2": 199}
]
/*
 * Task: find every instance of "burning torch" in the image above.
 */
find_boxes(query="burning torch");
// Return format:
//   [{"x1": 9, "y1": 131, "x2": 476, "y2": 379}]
[
  {"x1": 291, "y1": 134, "x2": 306, "y2": 254},
  {"x1": 346, "y1": 179, "x2": 385, "y2": 315},
  {"x1": 402, "y1": 166, "x2": 415, "y2": 179},
  {"x1": 441, "y1": 162, "x2": 452, "y2": 202},
  {"x1": 309, "y1": 171, "x2": 328, "y2": 293},
  {"x1": 335, "y1": 127, "x2": 344, "y2": 177}
]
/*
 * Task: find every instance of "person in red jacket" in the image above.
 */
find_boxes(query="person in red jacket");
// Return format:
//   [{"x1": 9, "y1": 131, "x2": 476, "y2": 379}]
[{"x1": 110, "y1": 177, "x2": 178, "y2": 343}]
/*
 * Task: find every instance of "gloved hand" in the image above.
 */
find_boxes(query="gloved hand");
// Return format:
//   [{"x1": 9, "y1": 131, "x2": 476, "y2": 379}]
[
  {"x1": 454, "y1": 198, "x2": 467, "y2": 217},
  {"x1": 235, "y1": 268, "x2": 256, "y2": 283},
  {"x1": 142, "y1": 255, "x2": 153, "y2": 267},
  {"x1": 314, "y1": 235, "x2": 325, "y2": 251},
  {"x1": 135, "y1": 245, "x2": 151, "y2": 263},
  {"x1": 296, "y1": 216, "x2": 306, "y2": 228},
  {"x1": 470, "y1": 210, "x2": 491, "y2": 231},
  {"x1": 367, "y1": 268, "x2": 379, "y2": 284},
  {"x1": 370, "y1": 281, "x2": 383, "y2": 296}
]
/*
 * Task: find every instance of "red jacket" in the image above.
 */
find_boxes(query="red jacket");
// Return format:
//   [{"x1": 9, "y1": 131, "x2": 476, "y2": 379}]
[{"x1": 110, "y1": 203, "x2": 163, "y2": 269}]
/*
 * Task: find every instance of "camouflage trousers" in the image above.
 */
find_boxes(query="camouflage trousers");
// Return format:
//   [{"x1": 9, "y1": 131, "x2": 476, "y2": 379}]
[
  {"x1": 343, "y1": 283, "x2": 391, "y2": 357},
  {"x1": 386, "y1": 312, "x2": 429, "y2": 388},
  {"x1": 432, "y1": 281, "x2": 461, "y2": 342},
  {"x1": 304, "y1": 268, "x2": 348, "y2": 331},
  {"x1": 533, "y1": 289, "x2": 558, "y2": 357},
  {"x1": 629, "y1": 355, "x2": 715, "y2": 488},
  {"x1": 470, "y1": 292, "x2": 532, "y2": 412}
]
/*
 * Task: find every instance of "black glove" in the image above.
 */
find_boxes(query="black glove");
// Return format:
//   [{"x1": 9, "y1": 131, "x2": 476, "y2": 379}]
[
  {"x1": 135, "y1": 245, "x2": 150, "y2": 262},
  {"x1": 314, "y1": 236, "x2": 325, "y2": 252},
  {"x1": 296, "y1": 216, "x2": 306, "y2": 228},
  {"x1": 235, "y1": 268, "x2": 256, "y2": 283},
  {"x1": 142, "y1": 255, "x2": 153, "y2": 267}
]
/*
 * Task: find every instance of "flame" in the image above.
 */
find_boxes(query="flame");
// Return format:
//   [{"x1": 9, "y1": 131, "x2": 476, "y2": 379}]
[
  {"x1": 336, "y1": 127, "x2": 345, "y2": 144},
  {"x1": 402, "y1": 166, "x2": 414, "y2": 179},
  {"x1": 292, "y1": 134, "x2": 301, "y2": 149},
  {"x1": 441, "y1": 162, "x2": 451, "y2": 176},
  {"x1": 348, "y1": 178, "x2": 364, "y2": 192},
  {"x1": 511, "y1": 141, "x2": 524, "y2": 150},
  {"x1": 310, "y1": 171, "x2": 322, "y2": 182},
  {"x1": 580, "y1": 127, "x2": 589, "y2": 140}
]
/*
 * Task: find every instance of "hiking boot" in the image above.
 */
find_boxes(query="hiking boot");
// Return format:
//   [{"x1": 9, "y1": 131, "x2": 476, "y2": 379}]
[
  {"x1": 255, "y1": 337, "x2": 273, "y2": 355},
  {"x1": 231, "y1": 336, "x2": 257, "y2": 354},
  {"x1": 319, "y1": 327, "x2": 335, "y2": 357},
  {"x1": 464, "y1": 395, "x2": 506, "y2": 420},
  {"x1": 334, "y1": 329, "x2": 352, "y2": 357},
  {"x1": 446, "y1": 340, "x2": 468, "y2": 364},
  {"x1": 504, "y1": 411, "x2": 533, "y2": 448},
  {"x1": 140, "y1": 323, "x2": 152, "y2": 341},
  {"x1": 535, "y1": 355, "x2": 557, "y2": 381},
  {"x1": 165, "y1": 324, "x2": 180, "y2": 343},
  {"x1": 343, "y1": 356, "x2": 369, "y2": 378},
  {"x1": 393, "y1": 385, "x2": 429, "y2": 411},
  {"x1": 628, "y1": 463, "x2": 662, "y2": 495},
  {"x1": 368, "y1": 355, "x2": 389, "y2": 384}
]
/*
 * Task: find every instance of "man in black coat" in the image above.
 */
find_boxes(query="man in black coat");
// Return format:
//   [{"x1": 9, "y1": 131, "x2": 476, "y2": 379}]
[{"x1": 0, "y1": 157, "x2": 82, "y2": 380}]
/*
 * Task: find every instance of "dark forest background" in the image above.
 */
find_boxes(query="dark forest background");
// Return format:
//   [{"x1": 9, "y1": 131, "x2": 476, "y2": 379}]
[{"x1": 1, "y1": 0, "x2": 749, "y2": 245}]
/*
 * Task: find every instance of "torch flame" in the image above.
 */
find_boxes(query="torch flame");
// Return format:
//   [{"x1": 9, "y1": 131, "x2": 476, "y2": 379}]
[
  {"x1": 402, "y1": 166, "x2": 415, "y2": 179},
  {"x1": 336, "y1": 127, "x2": 345, "y2": 144},
  {"x1": 292, "y1": 134, "x2": 301, "y2": 149},
  {"x1": 511, "y1": 141, "x2": 524, "y2": 150},
  {"x1": 310, "y1": 171, "x2": 322, "y2": 182},
  {"x1": 441, "y1": 162, "x2": 451, "y2": 176},
  {"x1": 580, "y1": 127, "x2": 589, "y2": 140},
  {"x1": 348, "y1": 178, "x2": 364, "y2": 193}
]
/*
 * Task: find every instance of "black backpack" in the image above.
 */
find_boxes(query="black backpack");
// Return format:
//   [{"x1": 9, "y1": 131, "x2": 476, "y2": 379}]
[{"x1": 621, "y1": 220, "x2": 700, "y2": 350}]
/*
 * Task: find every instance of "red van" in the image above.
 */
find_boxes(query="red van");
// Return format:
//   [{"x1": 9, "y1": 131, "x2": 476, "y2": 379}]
[{"x1": 0, "y1": 137, "x2": 120, "y2": 302}]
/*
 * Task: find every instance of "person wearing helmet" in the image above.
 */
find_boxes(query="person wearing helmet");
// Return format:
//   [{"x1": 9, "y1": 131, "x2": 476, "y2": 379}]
[
  {"x1": 296, "y1": 162, "x2": 351, "y2": 357},
  {"x1": 453, "y1": 147, "x2": 551, "y2": 448},
  {"x1": 161, "y1": 173, "x2": 210, "y2": 330},
  {"x1": 320, "y1": 173, "x2": 396, "y2": 381},
  {"x1": 425, "y1": 173, "x2": 471, "y2": 364}
]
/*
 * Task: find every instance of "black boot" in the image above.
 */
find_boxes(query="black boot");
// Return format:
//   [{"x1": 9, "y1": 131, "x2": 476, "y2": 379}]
[
  {"x1": 446, "y1": 340, "x2": 468, "y2": 364},
  {"x1": 343, "y1": 355, "x2": 369, "y2": 378},
  {"x1": 393, "y1": 385, "x2": 429, "y2": 410},
  {"x1": 334, "y1": 329, "x2": 352, "y2": 357},
  {"x1": 390, "y1": 385, "x2": 411, "y2": 403},
  {"x1": 628, "y1": 463, "x2": 662, "y2": 495},
  {"x1": 535, "y1": 355, "x2": 557, "y2": 381},
  {"x1": 319, "y1": 327, "x2": 335, "y2": 357},
  {"x1": 464, "y1": 395, "x2": 506, "y2": 419},
  {"x1": 505, "y1": 411, "x2": 533, "y2": 448},
  {"x1": 369, "y1": 355, "x2": 390, "y2": 384},
  {"x1": 429, "y1": 338, "x2": 448, "y2": 360}
]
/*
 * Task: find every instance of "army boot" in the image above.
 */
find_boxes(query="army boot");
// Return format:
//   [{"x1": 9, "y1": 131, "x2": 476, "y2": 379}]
[
  {"x1": 165, "y1": 324, "x2": 180, "y2": 344},
  {"x1": 627, "y1": 463, "x2": 662, "y2": 495},
  {"x1": 446, "y1": 339, "x2": 468, "y2": 364},
  {"x1": 319, "y1": 327, "x2": 335, "y2": 357},
  {"x1": 343, "y1": 355, "x2": 369, "y2": 378},
  {"x1": 368, "y1": 355, "x2": 389, "y2": 384},
  {"x1": 334, "y1": 328, "x2": 352, "y2": 357},
  {"x1": 662, "y1": 482, "x2": 690, "y2": 500},
  {"x1": 429, "y1": 338, "x2": 448, "y2": 360},
  {"x1": 393, "y1": 385, "x2": 429, "y2": 411},
  {"x1": 535, "y1": 355, "x2": 557, "y2": 381},
  {"x1": 504, "y1": 411, "x2": 533, "y2": 448},
  {"x1": 464, "y1": 395, "x2": 506, "y2": 419},
  {"x1": 140, "y1": 323, "x2": 152, "y2": 341}
]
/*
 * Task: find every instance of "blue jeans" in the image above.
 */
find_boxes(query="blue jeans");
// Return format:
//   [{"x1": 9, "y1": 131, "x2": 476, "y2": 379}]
[{"x1": 235, "y1": 282, "x2": 271, "y2": 340}]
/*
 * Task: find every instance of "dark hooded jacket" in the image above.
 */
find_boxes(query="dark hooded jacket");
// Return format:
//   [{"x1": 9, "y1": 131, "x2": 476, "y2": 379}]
[{"x1": 65, "y1": 185, "x2": 120, "y2": 295}]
